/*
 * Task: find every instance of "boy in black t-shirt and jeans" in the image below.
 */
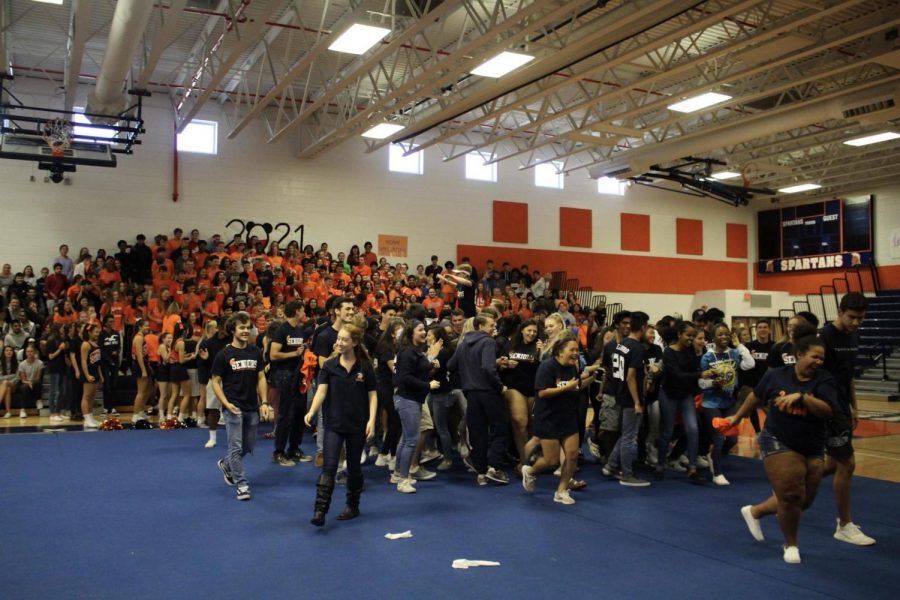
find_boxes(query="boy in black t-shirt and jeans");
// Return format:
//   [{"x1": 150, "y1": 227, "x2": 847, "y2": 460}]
[
  {"x1": 820, "y1": 292, "x2": 876, "y2": 545},
  {"x1": 213, "y1": 312, "x2": 269, "y2": 501}
]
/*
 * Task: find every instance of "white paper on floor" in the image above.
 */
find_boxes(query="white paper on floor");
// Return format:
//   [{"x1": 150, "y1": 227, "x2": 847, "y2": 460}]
[
  {"x1": 384, "y1": 530, "x2": 413, "y2": 540},
  {"x1": 452, "y1": 559, "x2": 501, "y2": 569}
]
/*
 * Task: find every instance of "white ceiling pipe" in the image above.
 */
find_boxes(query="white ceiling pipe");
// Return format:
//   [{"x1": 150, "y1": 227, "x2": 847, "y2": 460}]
[
  {"x1": 591, "y1": 81, "x2": 900, "y2": 177},
  {"x1": 85, "y1": 0, "x2": 154, "y2": 119}
]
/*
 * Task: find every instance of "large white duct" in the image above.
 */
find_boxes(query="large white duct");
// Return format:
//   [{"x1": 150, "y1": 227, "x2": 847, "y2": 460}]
[
  {"x1": 590, "y1": 80, "x2": 900, "y2": 179},
  {"x1": 85, "y1": 0, "x2": 154, "y2": 119}
]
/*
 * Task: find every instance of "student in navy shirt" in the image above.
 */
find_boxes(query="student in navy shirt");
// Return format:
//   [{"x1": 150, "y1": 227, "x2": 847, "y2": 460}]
[
  {"x1": 523, "y1": 336, "x2": 600, "y2": 505},
  {"x1": 605, "y1": 311, "x2": 651, "y2": 487},
  {"x1": 212, "y1": 312, "x2": 268, "y2": 502},
  {"x1": 729, "y1": 332, "x2": 836, "y2": 564},
  {"x1": 305, "y1": 323, "x2": 377, "y2": 526},
  {"x1": 820, "y1": 292, "x2": 876, "y2": 546}
]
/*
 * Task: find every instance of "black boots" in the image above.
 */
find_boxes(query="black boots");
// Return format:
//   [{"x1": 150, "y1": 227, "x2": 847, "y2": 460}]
[
  {"x1": 337, "y1": 474, "x2": 364, "y2": 521},
  {"x1": 310, "y1": 473, "x2": 335, "y2": 527}
]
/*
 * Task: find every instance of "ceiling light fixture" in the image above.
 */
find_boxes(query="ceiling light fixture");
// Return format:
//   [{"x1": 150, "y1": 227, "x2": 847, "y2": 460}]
[
  {"x1": 709, "y1": 171, "x2": 741, "y2": 180},
  {"x1": 778, "y1": 183, "x2": 821, "y2": 194},
  {"x1": 471, "y1": 51, "x2": 534, "y2": 78},
  {"x1": 668, "y1": 92, "x2": 732, "y2": 113},
  {"x1": 328, "y1": 24, "x2": 391, "y2": 55},
  {"x1": 843, "y1": 131, "x2": 900, "y2": 147},
  {"x1": 362, "y1": 123, "x2": 404, "y2": 139},
  {"x1": 31, "y1": 0, "x2": 64, "y2": 4}
]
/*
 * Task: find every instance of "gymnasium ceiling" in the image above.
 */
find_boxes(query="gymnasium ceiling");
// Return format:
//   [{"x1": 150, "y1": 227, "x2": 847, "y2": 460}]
[{"x1": 3, "y1": 0, "x2": 900, "y2": 202}]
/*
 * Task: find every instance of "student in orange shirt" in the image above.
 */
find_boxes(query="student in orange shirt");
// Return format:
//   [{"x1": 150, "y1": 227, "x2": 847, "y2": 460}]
[
  {"x1": 422, "y1": 287, "x2": 444, "y2": 315},
  {"x1": 202, "y1": 291, "x2": 221, "y2": 323},
  {"x1": 162, "y1": 300, "x2": 183, "y2": 336},
  {"x1": 165, "y1": 228, "x2": 184, "y2": 257}
]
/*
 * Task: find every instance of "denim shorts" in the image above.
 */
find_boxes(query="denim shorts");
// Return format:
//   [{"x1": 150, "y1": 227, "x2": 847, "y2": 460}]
[{"x1": 758, "y1": 429, "x2": 824, "y2": 460}]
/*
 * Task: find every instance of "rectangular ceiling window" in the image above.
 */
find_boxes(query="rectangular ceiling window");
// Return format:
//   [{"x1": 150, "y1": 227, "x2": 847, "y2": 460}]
[
  {"x1": 596, "y1": 176, "x2": 625, "y2": 196},
  {"x1": 177, "y1": 120, "x2": 218, "y2": 154},
  {"x1": 535, "y1": 162, "x2": 564, "y2": 189},
  {"x1": 389, "y1": 143, "x2": 423, "y2": 175},
  {"x1": 465, "y1": 152, "x2": 498, "y2": 182}
]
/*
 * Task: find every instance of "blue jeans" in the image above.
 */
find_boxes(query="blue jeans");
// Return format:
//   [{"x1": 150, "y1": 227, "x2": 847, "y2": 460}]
[
  {"x1": 702, "y1": 406, "x2": 735, "y2": 476},
  {"x1": 657, "y1": 389, "x2": 699, "y2": 468},
  {"x1": 308, "y1": 381, "x2": 326, "y2": 454},
  {"x1": 223, "y1": 409, "x2": 260, "y2": 488},
  {"x1": 48, "y1": 372, "x2": 63, "y2": 413},
  {"x1": 609, "y1": 408, "x2": 642, "y2": 477},
  {"x1": 428, "y1": 391, "x2": 455, "y2": 457},
  {"x1": 393, "y1": 395, "x2": 422, "y2": 478}
]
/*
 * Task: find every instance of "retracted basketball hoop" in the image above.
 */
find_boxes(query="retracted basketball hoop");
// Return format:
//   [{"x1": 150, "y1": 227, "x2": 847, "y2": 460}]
[{"x1": 42, "y1": 118, "x2": 74, "y2": 157}]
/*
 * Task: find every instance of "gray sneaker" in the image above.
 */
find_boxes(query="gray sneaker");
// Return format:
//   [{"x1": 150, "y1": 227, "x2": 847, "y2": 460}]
[
  {"x1": 410, "y1": 466, "x2": 437, "y2": 481},
  {"x1": 236, "y1": 485, "x2": 251, "y2": 501},
  {"x1": 619, "y1": 475, "x2": 651, "y2": 487},
  {"x1": 486, "y1": 467, "x2": 509, "y2": 485}
]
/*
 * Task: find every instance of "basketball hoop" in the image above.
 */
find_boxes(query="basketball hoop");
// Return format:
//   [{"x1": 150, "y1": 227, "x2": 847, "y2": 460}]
[{"x1": 42, "y1": 118, "x2": 74, "y2": 157}]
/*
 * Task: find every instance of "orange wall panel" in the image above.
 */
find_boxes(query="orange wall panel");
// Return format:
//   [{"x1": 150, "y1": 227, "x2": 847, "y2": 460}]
[
  {"x1": 621, "y1": 213, "x2": 650, "y2": 252},
  {"x1": 726, "y1": 223, "x2": 748, "y2": 259},
  {"x1": 676, "y1": 218, "x2": 703, "y2": 255},
  {"x1": 459, "y1": 244, "x2": 746, "y2": 295},
  {"x1": 560, "y1": 207, "x2": 592, "y2": 248},
  {"x1": 492, "y1": 201, "x2": 528, "y2": 244}
]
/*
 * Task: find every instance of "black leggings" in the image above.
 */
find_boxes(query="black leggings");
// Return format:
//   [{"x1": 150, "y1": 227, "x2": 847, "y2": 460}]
[
  {"x1": 322, "y1": 427, "x2": 365, "y2": 478},
  {"x1": 378, "y1": 381, "x2": 401, "y2": 456}
]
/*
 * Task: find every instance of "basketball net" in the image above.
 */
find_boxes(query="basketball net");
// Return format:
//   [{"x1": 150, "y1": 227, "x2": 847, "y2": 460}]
[{"x1": 42, "y1": 118, "x2": 74, "y2": 157}]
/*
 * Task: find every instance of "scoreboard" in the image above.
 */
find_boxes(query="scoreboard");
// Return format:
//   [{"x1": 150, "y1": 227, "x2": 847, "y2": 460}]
[{"x1": 758, "y1": 196, "x2": 874, "y2": 273}]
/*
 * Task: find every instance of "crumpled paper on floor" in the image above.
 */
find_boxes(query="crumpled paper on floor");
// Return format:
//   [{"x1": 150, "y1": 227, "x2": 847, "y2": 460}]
[
  {"x1": 384, "y1": 530, "x2": 413, "y2": 540},
  {"x1": 452, "y1": 559, "x2": 500, "y2": 569}
]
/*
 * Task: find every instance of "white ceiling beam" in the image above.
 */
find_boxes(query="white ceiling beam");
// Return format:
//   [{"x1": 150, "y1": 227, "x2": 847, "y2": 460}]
[
  {"x1": 136, "y1": 0, "x2": 188, "y2": 90},
  {"x1": 63, "y1": 0, "x2": 93, "y2": 112}
]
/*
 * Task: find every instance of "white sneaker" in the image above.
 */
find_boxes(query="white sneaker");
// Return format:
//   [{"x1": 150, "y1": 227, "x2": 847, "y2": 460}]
[
  {"x1": 588, "y1": 438, "x2": 602, "y2": 459},
  {"x1": 19, "y1": 409, "x2": 27, "y2": 419},
  {"x1": 712, "y1": 474, "x2": 730, "y2": 486},
  {"x1": 833, "y1": 520, "x2": 876, "y2": 546},
  {"x1": 204, "y1": 439, "x2": 216, "y2": 449},
  {"x1": 696, "y1": 455, "x2": 710, "y2": 469},
  {"x1": 420, "y1": 448, "x2": 443, "y2": 464},
  {"x1": 360, "y1": 448, "x2": 368, "y2": 465},
  {"x1": 396, "y1": 479, "x2": 416, "y2": 494},
  {"x1": 84, "y1": 415, "x2": 100, "y2": 429},
  {"x1": 375, "y1": 453, "x2": 389, "y2": 467},
  {"x1": 3, "y1": 411, "x2": 11, "y2": 419},
  {"x1": 521, "y1": 465, "x2": 536, "y2": 493},
  {"x1": 667, "y1": 460, "x2": 687, "y2": 473},
  {"x1": 390, "y1": 472, "x2": 402, "y2": 484},
  {"x1": 553, "y1": 490, "x2": 575, "y2": 505},
  {"x1": 741, "y1": 505, "x2": 764, "y2": 542},
  {"x1": 49, "y1": 415, "x2": 64, "y2": 423},
  {"x1": 410, "y1": 466, "x2": 437, "y2": 481},
  {"x1": 437, "y1": 458, "x2": 453, "y2": 471},
  {"x1": 553, "y1": 466, "x2": 561, "y2": 477},
  {"x1": 36, "y1": 400, "x2": 43, "y2": 410},
  {"x1": 783, "y1": 545, "x2": 801, "y2": 564},
  {"x1": 388, "y1": 456, "x2": 396, "y2": 472}
]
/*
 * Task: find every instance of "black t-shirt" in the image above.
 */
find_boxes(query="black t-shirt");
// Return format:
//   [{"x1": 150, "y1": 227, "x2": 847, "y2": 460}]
[
  {"x1": 432, "y1": 346, "x2": 453, "y2": 394},
  {"x1": 394, "y1": 346, "x2": 433, "y2": 403},
  {"x1": 256, "y1": 270, "x2": 274, "y2": 298},
  {"x1": 661, "y1": 347, "x2": 701, "y2": 399},
  {"x1": 502, "y1": 341, "x2": 539, "y2": 396},
  {"x1": 819, "y1": 322, "x2": 858, "y2": 408},
  {"x1": 312, "y1": 324, "x2": 339, "y2": 360},
  {"x1": 743, "y1": 339, "x2": 773, "y2": 388},
  {"x1": 211, "y1": 344, "x2": 264, "y2": 411},
  {"x1": 271, "y1": 321, "x2": 307, "y2": 372},
  {"x1": 45, "y1": 337, "x2": 67, "y2": 374},
  {"x1": 457, "y1": 283, "x2": 475, "y2": 317},
  {"x1": 601, "y1": 339, "x2": 619, "y2": 397},
  {"x1": 754, "y1": 365, "x2": 838, "y2": 456},
  {"x1": 533, "y1": 358, "x2": 580, "y2": 438},
  {"x1": 767, "y1": 341, "x2": 795, "y2": 368},
  {"x1": 98, "y1": 330, "x2": 121, "y2": 365},
  {"x1": 199, "y1": 334, "x2": 229, "y2": 375},
  {"x1": 68, "y1": 335, "x2": 82, "y2": 373},
  {"x1": 613, "y1": 338, "x2": 646, "y2": 408},
  {"x1": 318, "y1": 356, "x2": 377, "y2": 434},
  {"x1": 374, "y1": 344, "x2": 395, "y2": 388},
  {"x1": 183, "y1": 339, "x2": 198, "y2": 370}
]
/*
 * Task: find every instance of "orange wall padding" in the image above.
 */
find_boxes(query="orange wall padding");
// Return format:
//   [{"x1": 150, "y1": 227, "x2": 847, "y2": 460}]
[
  {"x1": 726, "y1": 223, "x2": 748, "y2": 259},
  {"x1": 492, "y1": 201, "x2": 528, "y2": 244},
  {"x1": 620, "y1": 213, "x2": 650, "y2": 252},
  {"x1": 560, "y1": 207, "x2": 592, "y2": 248},
  {"x1": 676, "y1": 218, "x2": 703, "y2": 256}
]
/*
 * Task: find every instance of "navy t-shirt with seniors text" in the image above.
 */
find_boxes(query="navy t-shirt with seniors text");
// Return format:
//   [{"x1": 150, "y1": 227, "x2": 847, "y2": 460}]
[{"x1": 211, "y1": 344, "x2": 265, "y2": 412}]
